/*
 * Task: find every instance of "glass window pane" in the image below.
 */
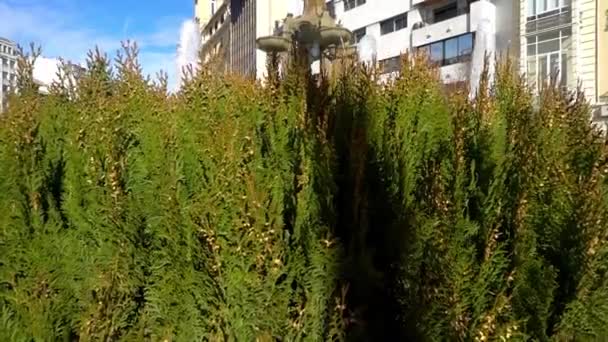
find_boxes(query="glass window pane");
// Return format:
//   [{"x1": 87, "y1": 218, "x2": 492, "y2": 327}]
[
  {"x1": 537, "y1": 30, "x2": 560, "y2": 42},
  {"x1": 537, "y1": 0, "x2": 546, "y2": 12},
  {"x1": 395, "y1": 15, "x2": 407, "y2": 30},
  {"x1": 430, "y1": 42, "x2": 443, "y2": 63},
  {"x1": 550, "y1": 53, "x2": 560, "y2": 80},
  {"x1": 560, "y1": 53, "x2": 568, "y2": 86},
  {"x1": 528, "y1": 0, "x2": 536, "y2": 16},
  {"x1": 353, "y1": 27, "x2": 366, "y2": 43},
  {"x1": 418, "y1": 45, "x2": 430, "y2": 59},
  {"x1": 549, "y1": 0, "x2": 559, "y2": 10},
  {"x1": 539, "y1": 56, "x2": 548, "y2": 82},
  {"x1": 458, "y1": 34, "x2": 473, "y2": 58},
  {"x1": 538, "y1": 39, "x2": 560, "y2": 54},
  {"x1": 434, "y1": 3, "x2": 458, "y2": 23},
  {"x1": 380, "y1": 20, "x2": 394, "y2": 35},
  {"x1": 527, "y1": 57, "x2": 537, "y2": 84},
  {"x1": 381, "y1": 56, "x2": 400, "y2": 73},
  {"x1": 445, "y1": 37, "x2": 458, "y2": 65}
]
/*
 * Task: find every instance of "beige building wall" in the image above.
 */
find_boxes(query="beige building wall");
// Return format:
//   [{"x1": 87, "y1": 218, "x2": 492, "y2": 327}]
[
  {"x1": 598, "y1": 0, "x2": 608, "y2": 103},
  {"x1": 573, "y1": 0, "x2": 597, "y2": 103},
  {"x1": 195, "y1": 0, "x2": 214, "y2": 28}
]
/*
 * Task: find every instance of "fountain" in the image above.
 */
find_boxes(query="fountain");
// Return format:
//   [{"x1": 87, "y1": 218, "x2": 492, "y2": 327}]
[
  {"x1": 176, "y1": 19, "x2": 202, "y2": 88},
  {"x1": 256, "y1": 0, "x2": 354, "y2": 66},
  {"x1": 469, "y1": 17, "x2": 496, "y2": 97}
]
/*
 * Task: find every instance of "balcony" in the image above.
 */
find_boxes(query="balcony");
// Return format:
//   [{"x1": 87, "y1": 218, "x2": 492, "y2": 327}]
[
  {"x1": 412, "y1": 13, "x2": 469, "y2": 47},
  {"x1": 412, "y1": 0, "x2": 495, "y2": 47},
  {"x1": 525, "y1": 7, "x2": 572, "y2": 34},
  {"x1": 440, "y1": 61, "x2": 471, "y2": 83}
]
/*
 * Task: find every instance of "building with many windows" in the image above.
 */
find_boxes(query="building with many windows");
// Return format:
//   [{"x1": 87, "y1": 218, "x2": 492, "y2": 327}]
[
  {"x1": 195, "y1": 0, "x2": 290, "y2": 78},
  {"x1": 199, "y1": 0, "x2": 231, "y2": 71},
  {"x1": 32, "y1": 57, "x2": 85, "y2": 95},
  {"x1": 519, "y1": 0, "x2": 608, "y2": 126},
  {"x1": 0, "y1": 37, "x2": 17, "y2": 113},
  {"x1": 292, "y1": 0, "x2": 518, "y2": 84},
  {"x1": 195, "y1": 0, "x2": 606, "y2": 127}
]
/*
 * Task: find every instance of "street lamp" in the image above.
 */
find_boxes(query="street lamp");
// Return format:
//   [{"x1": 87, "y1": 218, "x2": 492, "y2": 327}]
[{"x1": 256, "y1": 0, "x2": 355, "y2": 65}]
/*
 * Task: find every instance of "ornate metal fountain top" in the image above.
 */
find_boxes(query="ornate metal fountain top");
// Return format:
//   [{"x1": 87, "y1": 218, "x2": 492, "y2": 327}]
[{"x1": 256, "y1": 0, "x2": 354, "y2": 59}]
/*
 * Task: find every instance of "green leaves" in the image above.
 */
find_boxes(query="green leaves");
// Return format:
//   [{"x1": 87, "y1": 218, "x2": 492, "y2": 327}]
[{"x1": 1, "y1": 45, "x2": 607, "y2": 341}]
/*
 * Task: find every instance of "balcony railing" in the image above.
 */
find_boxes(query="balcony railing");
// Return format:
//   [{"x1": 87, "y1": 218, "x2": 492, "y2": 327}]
[
  {"x1": 526, "y1": 7, "x2": 572, "y2": 34},
  {"x1": 412, "y1": 13, "x2": 469, "y2": 47}
]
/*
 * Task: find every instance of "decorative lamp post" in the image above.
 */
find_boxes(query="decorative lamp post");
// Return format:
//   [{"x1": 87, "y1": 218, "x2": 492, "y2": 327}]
[{"x1": 256, "y1": 0, "x2": 355, "y2": 66}]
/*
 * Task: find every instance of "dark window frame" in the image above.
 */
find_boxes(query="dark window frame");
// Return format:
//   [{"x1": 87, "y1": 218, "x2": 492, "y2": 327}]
[
  {"x1": 352, "y1": 27, "x2": 366, "y2": 43},
  {"x1": 380, "y1": 13, "x2": 408, "y2": 35},
  {"x1": 344, "y1": 0, "x2": 366, "y2": 12},
  {"x1": 417, "y1": 33, "x2": 475, "y2": 67},
  {"x1": 433, "y1": 2, "x2": 458, "y2": 23},
  {"x1": 379, "y1": 56, "x2": 401, "y2": 74}
]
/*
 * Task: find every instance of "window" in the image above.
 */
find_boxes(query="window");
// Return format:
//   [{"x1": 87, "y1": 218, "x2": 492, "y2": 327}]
[
  {"x1": 526, "y1": 28, "x2": 571, "y2": 87},
  {"x1": 344, "y1": 0, "x2": 365, "y2": 12},
  {"x1": 380, "y1": 13, "x2": 407, "y2": 35},
  {"x1": 527, "y1": 0, "x2": 570, "y2": 18},
  {"x1": 353, "y1": 27, "x2": 366, "y2": 44},
  {"x1": 457, "y1": 34, "x2": 473, "y2": 62},
  {"x1": 417, "y1": 33, "x2": 475, "y2": 66},
  {"x1": 433, "y1": 2, "x2": 458, "y2": 23},
  {"x1": 211, "y1": 0, "x2": 215, "y2": 15},
  {"x1": 444, "y1": 37, "x2": 458, "y2": 65},
  {"x1": 430, "y1": 42, "x2": 443, "y2": 63},
  {"x1": 379, "y1": 56, "x2": 401, "y2": 74},
  {"x1": 395, "y1": 14, "x2": 407, "y2": 30}
]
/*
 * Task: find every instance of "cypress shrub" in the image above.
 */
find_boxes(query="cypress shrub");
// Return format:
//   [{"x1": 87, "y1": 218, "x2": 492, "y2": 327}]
[{"x1": 0, "y1": 43, "x2": 607, "y2": 341}]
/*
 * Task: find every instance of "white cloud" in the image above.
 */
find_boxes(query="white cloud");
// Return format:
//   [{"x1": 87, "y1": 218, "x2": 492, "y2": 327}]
[{"x1": 0, "y1": 1, "x2": 185, "y2": 90}]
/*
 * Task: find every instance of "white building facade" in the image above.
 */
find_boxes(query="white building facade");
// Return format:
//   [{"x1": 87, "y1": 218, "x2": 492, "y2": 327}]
[
  {"x1": 291, "y1": 0, "x2": 518, "y2": 84},
  {"x1": 0, "y1": 37, "x2": 18, "y2": 113}
]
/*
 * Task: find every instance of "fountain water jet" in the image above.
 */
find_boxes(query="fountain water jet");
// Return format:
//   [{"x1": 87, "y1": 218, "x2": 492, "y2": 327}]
[
  {"x1": 176, "y1": 19, "x2": 202, "y2": 88},
  {"x1": 469, "y1": 18, "x2": 496, "y2": 97}
]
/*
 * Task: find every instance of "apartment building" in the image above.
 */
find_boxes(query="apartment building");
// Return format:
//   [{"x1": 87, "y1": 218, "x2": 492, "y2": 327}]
[
  {"x1": 410, "y1": 0, "x2": 518, "y2": 83},
  {"x1": 32, "y1": 57, "x2": 85, "y2": 95},
  {"x1": 0, "y1": 37, "x2": 17, "y2": 113},
  {"x1": 199, "y1": 0, "x2": 231, "y2": 71},
  {"x1": 519, "y1": 0, "x2": 608, "y2": 125},
  {"x1": 293, "y1": 0, "x2": 517, "y2": 83},
  {"x1": 195, "y1": 0, "x2": 290, "y2": 79},
  {"x1": 195, "y1": 0, "x2": 606, "y2": 125}
]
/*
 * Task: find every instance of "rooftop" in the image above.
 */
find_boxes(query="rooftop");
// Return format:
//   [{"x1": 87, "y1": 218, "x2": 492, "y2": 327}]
[{"x1": 0, "y1": 37, "x2": 16, "y2": 45}]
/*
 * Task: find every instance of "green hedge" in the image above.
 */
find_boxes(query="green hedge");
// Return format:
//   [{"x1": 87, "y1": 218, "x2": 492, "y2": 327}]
[{"x1": 1, "y1": 45, "x2": 607, "y2": 341}]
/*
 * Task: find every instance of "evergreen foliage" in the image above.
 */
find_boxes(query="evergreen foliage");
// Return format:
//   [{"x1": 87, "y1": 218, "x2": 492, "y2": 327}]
[{"x1": 1, "y1": 43, "x2": 608, "y2": 341}]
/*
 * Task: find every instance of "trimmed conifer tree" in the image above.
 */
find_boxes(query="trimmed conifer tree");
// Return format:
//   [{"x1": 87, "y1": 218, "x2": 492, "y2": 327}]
[{"x1": 1, "y1": 41, "x2": 608, "y2": 341}]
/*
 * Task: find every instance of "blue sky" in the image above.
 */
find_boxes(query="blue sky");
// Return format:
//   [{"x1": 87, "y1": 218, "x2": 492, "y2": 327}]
[{"x1": 0, "y1": 0, "x2": 193, "y2": 89}]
